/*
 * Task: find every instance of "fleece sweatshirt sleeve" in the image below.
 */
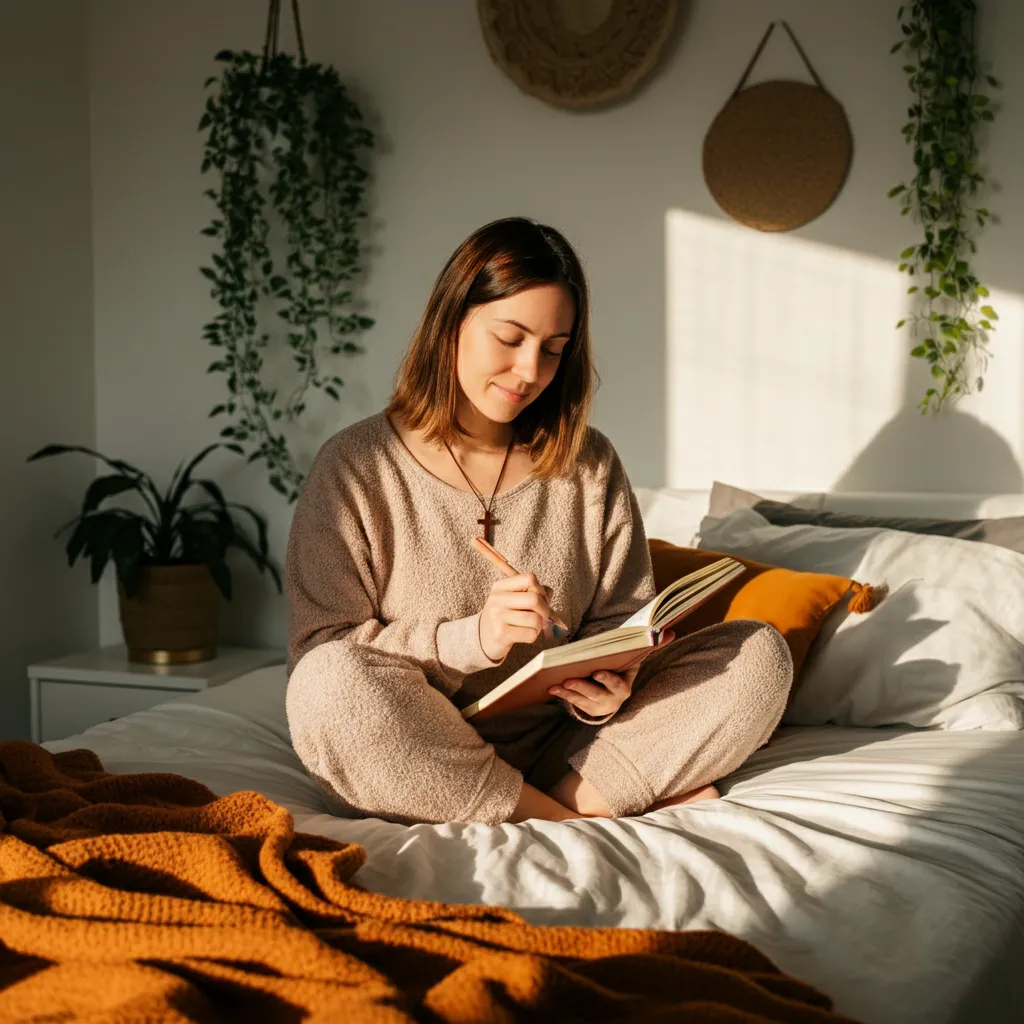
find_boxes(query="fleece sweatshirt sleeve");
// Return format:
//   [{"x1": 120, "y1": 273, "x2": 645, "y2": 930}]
[{"x1": 285, "y1": 447, "x2": 499, "y2": 695}]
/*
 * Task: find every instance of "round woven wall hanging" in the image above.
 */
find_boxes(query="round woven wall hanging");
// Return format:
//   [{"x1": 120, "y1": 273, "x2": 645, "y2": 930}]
[
  {"x1": 703, "y1": 21, "x2": 853, "y2": 232},
  {"x1": 477, "y1": 0, "x2": 678, "y2": 111}
]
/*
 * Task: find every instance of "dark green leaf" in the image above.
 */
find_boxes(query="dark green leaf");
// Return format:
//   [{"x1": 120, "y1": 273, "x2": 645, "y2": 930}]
[
  {"x1": 166, "y1": 443, "x2": 237, "y2": 512},
  {"x1": 88, "y1": 514, "x2": 125, "y2": 584},
  {"x1": 176, "y1": 516, "x2": 232, "y2": 599},
  {"x1": 191, "y1": 478, "x2": 228, "y2": 510},
  {"x1": 82, "y1": 475, "x2": 141, "y2": 515},
  {"x1": 111, "y1": 519, "x2": 145, "y2": 597},
  {"x1": 64, "y1": 516, "x2": 92, "y2": 567},
  {"x1": 26, "y1": 444, "x2": 143, "y2": 479}
]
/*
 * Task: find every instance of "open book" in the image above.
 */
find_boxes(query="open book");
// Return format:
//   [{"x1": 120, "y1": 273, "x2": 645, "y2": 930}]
[{"x1": 461, "y1": 556, "x2": 745, "y2": 720}]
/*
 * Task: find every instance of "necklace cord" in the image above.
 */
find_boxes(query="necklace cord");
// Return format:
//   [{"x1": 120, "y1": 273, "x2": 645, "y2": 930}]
[{"x1": 443, "y1": 434, "x2": 516, "y2": 519}]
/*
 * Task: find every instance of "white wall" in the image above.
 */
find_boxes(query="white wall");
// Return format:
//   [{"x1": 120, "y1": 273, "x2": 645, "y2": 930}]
[
  {"x1": 87, "y1": 0, "x2": 1024, "y2": 650},
  {"x1": 1, "y1": 2, "x2": 97, "y2": 739}
]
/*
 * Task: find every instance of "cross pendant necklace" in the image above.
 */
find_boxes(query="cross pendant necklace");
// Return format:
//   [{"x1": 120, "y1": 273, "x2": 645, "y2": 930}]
[
  {"x1": 478, "y1": 508, "x2": 495, "y2": 543},
  {"x1": 443, "y1": 433, "x2": 516, "y2": 544}
]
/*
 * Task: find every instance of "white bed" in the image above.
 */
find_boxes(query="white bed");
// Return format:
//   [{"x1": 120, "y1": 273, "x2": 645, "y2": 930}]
[{"x1": 43, "y1": 487, "x2": 1024, "y2": 1024}]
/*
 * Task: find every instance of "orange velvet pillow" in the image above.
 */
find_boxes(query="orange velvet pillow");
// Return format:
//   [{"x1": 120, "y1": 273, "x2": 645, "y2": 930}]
[{"x1": 648, "y1": 539, "x2": 878, "y2": 677}]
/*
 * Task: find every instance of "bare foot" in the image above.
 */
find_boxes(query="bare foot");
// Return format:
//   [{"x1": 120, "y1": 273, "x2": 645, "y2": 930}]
[{"x1": 646, "y1": 784, "x2": 720, "y2": 812}]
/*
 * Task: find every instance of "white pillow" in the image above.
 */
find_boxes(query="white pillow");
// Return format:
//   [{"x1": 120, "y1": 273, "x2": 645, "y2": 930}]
[
  {"x1": 696, "y1": 508, "x2": 1024, "y2": 731},
  {"x1": 635, "y1": 487, "x2": 710, "y2": 548}
]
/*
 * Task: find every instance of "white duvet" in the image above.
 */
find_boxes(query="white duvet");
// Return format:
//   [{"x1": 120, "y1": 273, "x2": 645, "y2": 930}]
[{"x1": 45, "y1": 666, "x2": 1024, "y2": 1024}]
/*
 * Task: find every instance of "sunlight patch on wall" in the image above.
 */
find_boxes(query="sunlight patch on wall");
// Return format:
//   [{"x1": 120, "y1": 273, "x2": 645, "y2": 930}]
[
  {"x1": 665, "y1": 209, "x2": 906, "y2": 491},
  {"x1": 665, "y1": 209, "x2": 1024, "y2": 492}
]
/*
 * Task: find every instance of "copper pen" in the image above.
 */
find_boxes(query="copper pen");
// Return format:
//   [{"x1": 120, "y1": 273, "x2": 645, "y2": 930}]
[{"x1": 471, "y1": 536, "x2": 569, "y2": 636}]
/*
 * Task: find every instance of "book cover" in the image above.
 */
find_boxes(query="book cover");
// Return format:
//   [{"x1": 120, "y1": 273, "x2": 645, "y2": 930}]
[{"x1": 462, "y1": 557, "x2": 744, "y2": 720}]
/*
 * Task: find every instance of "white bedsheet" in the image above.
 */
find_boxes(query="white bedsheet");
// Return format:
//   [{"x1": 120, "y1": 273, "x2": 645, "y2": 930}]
[{"x1": 44, "y1": 666, "x2": 1024, "y2": 1024}]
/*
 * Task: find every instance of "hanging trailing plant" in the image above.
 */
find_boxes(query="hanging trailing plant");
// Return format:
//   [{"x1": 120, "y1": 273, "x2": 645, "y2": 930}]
[
  {"x1": 198, "y1": 0, "x2": 375, "y2": 501},
  {"x1": 889, "y1": 0, "x2": 998, "y2": 412}
]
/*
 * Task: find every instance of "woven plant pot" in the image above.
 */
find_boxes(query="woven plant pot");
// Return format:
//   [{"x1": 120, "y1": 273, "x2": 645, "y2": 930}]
[{"x1": 117, "y1": 564, "x2": 221, "y2": 665}]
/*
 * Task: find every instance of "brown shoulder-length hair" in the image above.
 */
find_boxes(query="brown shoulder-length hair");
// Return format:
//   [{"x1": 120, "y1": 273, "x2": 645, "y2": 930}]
[{"x1": 385, "y1": 217, "x2": 599, "y2": 479}]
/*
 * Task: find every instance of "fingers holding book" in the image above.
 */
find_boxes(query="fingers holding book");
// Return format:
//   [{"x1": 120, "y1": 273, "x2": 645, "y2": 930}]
[
  {"x1": 548, "y1": 629, "x2": 676, "y2": 718},
  {"x1": 550, "y1": 670, "x2": 633, "y2": 718}
]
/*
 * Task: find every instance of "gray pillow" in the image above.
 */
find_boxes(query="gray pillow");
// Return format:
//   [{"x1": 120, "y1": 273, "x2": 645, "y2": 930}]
[{"x1": 708, "y1": 481, "x2": 1024, "y2": 556}]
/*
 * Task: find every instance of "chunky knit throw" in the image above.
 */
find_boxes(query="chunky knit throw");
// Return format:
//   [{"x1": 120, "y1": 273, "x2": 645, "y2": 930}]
[{"x1": 0, "y1": 740, "x2": 856, "y2": 1022}]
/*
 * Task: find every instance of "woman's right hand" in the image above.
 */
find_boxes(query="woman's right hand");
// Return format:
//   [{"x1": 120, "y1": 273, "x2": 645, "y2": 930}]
[{"x1": 479, "y1": 572, "x2": 557, "y2": 663}]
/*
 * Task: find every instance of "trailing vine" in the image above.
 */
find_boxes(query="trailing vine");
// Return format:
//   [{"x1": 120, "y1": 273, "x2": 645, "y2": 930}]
[
  {"x1": 889, "y1": 0, "x2": 998, "y2": 412},
  {"x1": 198, "y1": 2, "x2": 374, "y2": 501}
]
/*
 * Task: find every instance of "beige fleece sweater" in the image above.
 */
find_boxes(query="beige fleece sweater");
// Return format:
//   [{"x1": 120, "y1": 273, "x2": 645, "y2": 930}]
[{"x1": 286, "y1": 411, "x2": 656, "y2": 713}]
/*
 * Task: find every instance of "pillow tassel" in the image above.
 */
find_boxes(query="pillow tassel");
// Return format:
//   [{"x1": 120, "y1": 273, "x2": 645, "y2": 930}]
[{"x1": 847, "y1": 581, "x2": 879, "y2": 614}]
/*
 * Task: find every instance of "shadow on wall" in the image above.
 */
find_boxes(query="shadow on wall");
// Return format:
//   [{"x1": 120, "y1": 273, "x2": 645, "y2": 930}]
[
  {"x1": 833, "y1": 358, "x2": 1024, "y2": 493},
  {"x1": 664, "y1": 209, "x2": 1024, "y2": 495}
]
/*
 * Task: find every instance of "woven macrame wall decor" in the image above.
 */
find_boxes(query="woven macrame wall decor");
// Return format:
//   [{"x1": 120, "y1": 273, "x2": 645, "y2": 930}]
[
  {"x1": 703, "y1": 21, "x2": 853, "y2": 232},
  {"x1": 477, "y1": 0, "x2": 678, "y2": 111}
]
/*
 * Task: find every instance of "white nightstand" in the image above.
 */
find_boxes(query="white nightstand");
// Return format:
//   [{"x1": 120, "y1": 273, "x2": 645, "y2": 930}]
[{"x1": 27, "y1": 645, "x2": 285, "y2": 743}]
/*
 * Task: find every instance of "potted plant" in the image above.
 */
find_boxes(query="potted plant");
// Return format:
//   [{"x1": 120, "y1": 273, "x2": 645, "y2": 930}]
[{"x1": 27, "y1": 442, "x2": 281, "y2": 664}]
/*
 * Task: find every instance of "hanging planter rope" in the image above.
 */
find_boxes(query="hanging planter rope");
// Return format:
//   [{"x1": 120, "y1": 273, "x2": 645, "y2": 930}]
[
  {"x1": 198, "y1": 0, "x2": 375, "y2": 502},
  {"x1": 262, "y1": 0, "x2": 307, "y2": 70}
]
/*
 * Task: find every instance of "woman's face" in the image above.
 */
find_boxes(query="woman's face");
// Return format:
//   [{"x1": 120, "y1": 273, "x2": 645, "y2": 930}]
[{"x1": 456, "y1": 283, "x2": 575, "y2": 427}]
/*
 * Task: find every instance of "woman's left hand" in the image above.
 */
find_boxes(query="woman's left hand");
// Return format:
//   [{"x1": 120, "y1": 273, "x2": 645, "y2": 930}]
[{"x1": 549, "y1": 629, "x2": 675, "y2": 719}]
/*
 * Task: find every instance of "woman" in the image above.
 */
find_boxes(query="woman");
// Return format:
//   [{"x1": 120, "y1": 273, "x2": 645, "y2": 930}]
[{"x1": 285, "y1": 217, "x2": 792, "y2": 826}]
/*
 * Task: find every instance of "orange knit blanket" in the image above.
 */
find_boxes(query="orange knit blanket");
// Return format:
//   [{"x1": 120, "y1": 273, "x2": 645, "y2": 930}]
[{"x1": 0, "y1": 741, "x2": 857, "y2": 1022}]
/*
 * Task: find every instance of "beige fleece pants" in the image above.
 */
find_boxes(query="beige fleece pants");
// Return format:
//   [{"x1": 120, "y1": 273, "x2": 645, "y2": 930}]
[{"x1": 286, "y1": 620, "x2": 793, "y2": 826}]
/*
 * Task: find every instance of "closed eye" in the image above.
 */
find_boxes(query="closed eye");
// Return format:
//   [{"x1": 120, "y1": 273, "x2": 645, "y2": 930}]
[{"x1": 497, "y1": 337, "x2": 562, "y2": 360}]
